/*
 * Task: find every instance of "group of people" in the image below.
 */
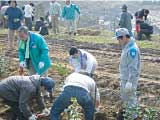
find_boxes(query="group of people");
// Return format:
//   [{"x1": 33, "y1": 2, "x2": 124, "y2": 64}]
[
  {"x1": 119, "y1": 4, "x2": 153, "y2": 40},
  {"x1": 0, "y1": 0, "x2": 80, "y2": 50},
  {"x1": 0, "y1": 1, "x2": 142, "y2": 120},
  {"x1": 0, "y1": 23, "x2": 100, "y2": 119},
  {"x1": 0, "y1": 27, "x2": 141, "y2": 120}
]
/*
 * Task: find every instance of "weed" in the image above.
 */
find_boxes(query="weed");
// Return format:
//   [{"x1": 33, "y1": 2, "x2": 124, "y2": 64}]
[
  {"x1": 64, "y1": 97, "x2": 82, "y2": 120},
  {"x1": 54, "y1": 63, "x2": 70, "y2": 77}
]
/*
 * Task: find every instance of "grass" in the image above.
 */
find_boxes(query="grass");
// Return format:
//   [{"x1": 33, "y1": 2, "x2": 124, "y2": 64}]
[
  {"x1": 0, "y1": 28, "x2": 160, "y2": 50},
  {"x1": 46, "y1": 30, "x2": 160, "y2": 50}
]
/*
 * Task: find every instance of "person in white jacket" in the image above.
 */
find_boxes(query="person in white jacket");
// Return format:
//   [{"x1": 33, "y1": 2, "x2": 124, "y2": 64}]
[
  {"x1": 24, "y1": 4, "x2": 33, "y2": 30},
  {"x1": 69, "y1": 46, "x2": 98, "y2": 77},
  {"x1": 50, "y1": 72, "x2": 100, "y2": 120}
]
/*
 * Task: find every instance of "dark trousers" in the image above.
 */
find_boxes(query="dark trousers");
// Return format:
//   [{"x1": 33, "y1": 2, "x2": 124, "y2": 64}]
[
  {"x1": 25, "y1": 17, "x2": 32, "y2": 31},
  {"x1": 50, "y1": 86, "x2": 94, "y2": 120},
  {"x1": 3, "y1": 99, "x2": 27, "y2": 120}
]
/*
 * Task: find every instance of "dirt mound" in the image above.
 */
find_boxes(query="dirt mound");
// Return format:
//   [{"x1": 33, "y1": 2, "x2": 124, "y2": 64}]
[{"x1": 77, "y1": 29, "x2": 101, "y2": 36}]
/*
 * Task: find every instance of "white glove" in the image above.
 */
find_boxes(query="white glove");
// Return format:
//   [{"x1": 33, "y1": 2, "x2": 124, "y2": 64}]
[
  {"x1": 125, "y1": 82, "x2": 133, "y2": 94},
  {"x1": 38, "y1": 108, "x2": 50, "y2": 117},
  {"x1": 29, "y1": 114, "x2": 37, "y2": 120},
  {"x1": 20, "y1": 61, "x2": 26, "y2": 68},
  {"x1": 61, "y1": 18, "x2": 64, "y2": 21},
  {"x1": 13, "y1": 18, "x2": 20, "y2": 22},
  {"x1": 42, "y1": 108, "x2": 50, "y2": 116},
  {"x1": 38, "y1": 62, "x2": 44, "y2": 69}
]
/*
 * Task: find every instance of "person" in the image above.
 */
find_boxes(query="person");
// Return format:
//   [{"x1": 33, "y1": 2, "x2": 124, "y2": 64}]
[
  {"x1": 69, "y1": 46, "x2": 98, "y2": 77},
  {"x1": 35, "y1": 17, "x2": 45, "y2": 31},
  {"x1": 119, "y1": 4, "x2": 133, "y2": 37},
  {"x1": 0, "y1": 2, "x2": 8, "y2": 28},
  {"x1": 115, "y1": 28, "x2": 141, "y2": 119},
  {"x1": 0, "y1": 75, "x2": 55, "y2": 120},
  {"x1": 50, "y1": 72, "x2": 100, "y2": 120},
  {"x1": 62, "y1": 0, "x2": 80, "y2": 35},
  {"x1": 4, "y1": 0, "x2": 23, "y2": 50},
  {"x1": 18, "y1": 26, "x2": 51, "y2": 77},
  {"x1": 24, "y1": 3, "x2": 33, "y2": 30},
  {"x1": 39, "y1": 21, "x2": 49, "y2": 36},
  {"x1": 49, "y1": 0, "x2": 61, "y2": 34},
  {"x1": 30, "y1": 3, "x2": 35, "y2": 22},
  {"x1": 135, "y1": 9, "x2": 153, "y2": 40}
]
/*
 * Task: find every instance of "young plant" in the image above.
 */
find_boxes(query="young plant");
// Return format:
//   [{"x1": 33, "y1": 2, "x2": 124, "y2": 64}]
[
  {"x1": 64, "y1": 97, "x2": 82, "y2": 120},
  {"x1": 55, "y1": 63, "x2": 70, "y2": 77},
  {"x1": 143, "y1": 107, "x2": 159, "y2": 120}
]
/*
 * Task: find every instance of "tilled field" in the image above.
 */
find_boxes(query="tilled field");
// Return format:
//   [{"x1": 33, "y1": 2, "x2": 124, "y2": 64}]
[{"x1": 0, "y1": 33, "x2": 160, "y2": 120}]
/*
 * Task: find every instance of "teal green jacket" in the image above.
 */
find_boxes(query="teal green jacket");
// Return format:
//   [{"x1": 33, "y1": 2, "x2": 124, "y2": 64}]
[
  {"x1": 62, "y1": 4, "x2": 80, "y2": 20},
  {"x1": 18, "y1": 32, "x2": 51, "y2": 75}
]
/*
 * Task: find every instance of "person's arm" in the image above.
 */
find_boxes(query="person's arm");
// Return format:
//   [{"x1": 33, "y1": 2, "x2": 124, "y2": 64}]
[
  {"x1": 58, "y1": 4, "x2": 62, "y2": 18},
  {"x1": 75, "y1": 5, "x2": 80, "y2": 15},
  {"x1": 119, "y1": 13, "x2": 125, "y2": 27},
  {"x1": 62, "y1": 7, "x2": 66, "y2": 18},
  {"x1": 18, "y1": 40, "x2": 26, "y2": 62},
  {"x1": 38, "y1": 36, "x2": 49, "y2": 63},
  {"x1": 36, "y1": 90, "x2": 45, "y2": 110},
  {"x1": 127, "y1": 48, "x2": 140, "y2": 82},
  {"x1": 18, "y1": 8, "x2": 24, "y2": 22},
  {"x1": 19, "y1": 87, "x2": 33, "y2": 118}
]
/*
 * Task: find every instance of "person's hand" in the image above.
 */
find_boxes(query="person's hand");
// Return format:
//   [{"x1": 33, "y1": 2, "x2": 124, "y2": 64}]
[
  {"x1": 38, "y1": 62, "x2": 44, "y2": 69},
  {"x1": 4, "y1": 15, "x2": 8, "y2": 20},
  {"x1": 13, "y1": 18, "x2": 20, "y2": 22},
  {"x1": 28, "y1": 114, "x2": 37, "y2": 120},
  {"x1": 37, "y1": 108, "x2": 50, "y2": 117},
  {"x1": 20, "y1": 61, "x2": 26, "y2": 68},
  {"x1": 42, "y1": 108, "x2": 50, "y2": 116},
  {"x1": 125, "y1": 82, "x2": 133, "y2": 94}
]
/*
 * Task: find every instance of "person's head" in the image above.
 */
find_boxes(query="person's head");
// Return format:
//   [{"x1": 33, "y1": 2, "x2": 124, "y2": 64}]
[
  {"x1": 144, "y1": 9, "x2": 149, "y2": 16},
  {"x1": 122, "y1": 4, "x2": 127, "y2": 12},
  {"x1": 69, "y1": 47, "x2": 79, "y2": 58},
  {"x1": 30, "y1": 3, "x2": 34, "y2": 7},
  {"x1": 40, "y1": 77, "x2": 55, "y2": 94},
  {"x1": 51, "y1": 0, "x2": 56, "y2": 3},
  {"x1": 115, "y1": 28, "x2": 130, "y2": 47},
  {"x1": 17, "y1": 26, "x2": 29, "y2": 41},
  {"x1": 66, "y1": 0, "x2": 71, "y2": 5},
  {"x1": 8, "y1": 1, "x2": 17, "y2": 7},
  {"x1": 40, "y1": 17, "x2": 44, "y2": 21}
]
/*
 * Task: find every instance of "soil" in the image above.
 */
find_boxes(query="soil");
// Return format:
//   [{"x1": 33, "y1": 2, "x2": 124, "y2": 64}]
[{"x1": 0, "y1": 33, "x2": 160, "y2": 120}]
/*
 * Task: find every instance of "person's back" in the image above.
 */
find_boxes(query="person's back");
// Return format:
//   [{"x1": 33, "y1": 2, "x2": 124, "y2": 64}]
[
  {"x1": 0, "y1": 76, "x2": 37, "y2": 102},
  {"x1": 119, "y1": 12, "x2": 132, "y2": 31}
]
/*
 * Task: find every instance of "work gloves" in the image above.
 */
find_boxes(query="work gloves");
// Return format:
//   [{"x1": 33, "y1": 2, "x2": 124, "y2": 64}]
[
  {"x1": 29, "y1": 114, "x2": 37, "y2": 120},
  {"x1": 125, "y1": 82, "x2": 133, "y2": 94},
  {"x1": 20, "y1": 61, "x2": 26, "y2": 68},
  {"x1": 37, "y1": 108, "x2": 50, "y2": 118},
  {"x1": 38, "y1": 62, "x2": 44, "y2": 69},
  {"x1": 13, "y1": 18, "x2": 20, "y2": 22}
]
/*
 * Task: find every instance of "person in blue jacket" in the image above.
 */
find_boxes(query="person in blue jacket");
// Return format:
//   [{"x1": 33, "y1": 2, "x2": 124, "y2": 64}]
[
  {"x1": 18, "y1": 26, "x2": 51, "y2": 77},
  {"x1": 62, "y1": 0, "x2": 80, "y2": 35},
  {"x1": 4, "y1": 1, "x2": 23, "y2": 50}
]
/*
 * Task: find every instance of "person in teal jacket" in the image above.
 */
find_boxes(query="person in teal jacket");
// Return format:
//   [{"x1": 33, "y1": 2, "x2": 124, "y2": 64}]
[
  {"x1": 18, "y1": 26, "x2": 51, "y2": 77},
  {"x1": 62, "y1": 0, "x2": 80, "y2": 35}
]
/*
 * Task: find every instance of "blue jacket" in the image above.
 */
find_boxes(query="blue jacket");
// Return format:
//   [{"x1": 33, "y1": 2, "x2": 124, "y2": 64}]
[
  {"x1": 18, "y1": 32, "x2": 51, "y2": 75},
  {"x1": 62, "y1": 4, "x2": 80, "y2": 20},
  {"x1": 5, "y1": 6, "x2": 23, "y2": 30}
]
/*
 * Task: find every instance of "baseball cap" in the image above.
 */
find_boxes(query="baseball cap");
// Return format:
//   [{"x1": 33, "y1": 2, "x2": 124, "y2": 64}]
[
  {"x1": 115, "y1": 28, "x2": 130, "y2": 39},
  {"x1": 41, "y1": 77, "x2": 55, "y2": 93}
]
